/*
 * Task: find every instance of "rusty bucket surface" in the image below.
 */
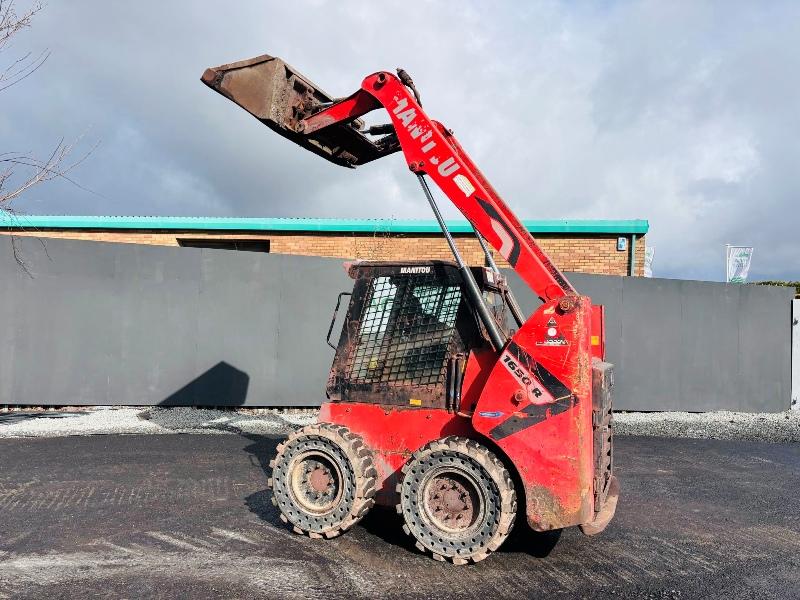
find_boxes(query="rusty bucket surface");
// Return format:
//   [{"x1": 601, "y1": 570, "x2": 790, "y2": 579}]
[{"x1": 202, "y1": 55, "x2": 391, "y2": 168}]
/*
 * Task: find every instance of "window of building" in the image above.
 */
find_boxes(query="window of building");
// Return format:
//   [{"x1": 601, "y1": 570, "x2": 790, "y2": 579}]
[{"x1": 177, "y1": 238, "x2": 270, "y2": 253}]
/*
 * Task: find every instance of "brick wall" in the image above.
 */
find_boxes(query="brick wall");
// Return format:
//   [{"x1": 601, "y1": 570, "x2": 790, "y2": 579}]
[{"x1": 0, "y1": 229, "x2": 646, "y2": 276}]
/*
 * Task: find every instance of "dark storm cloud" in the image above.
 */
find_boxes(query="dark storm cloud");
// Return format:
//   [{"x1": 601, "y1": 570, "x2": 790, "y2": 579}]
[{"x1": 1, "y1": 1, "x2": 798, "y2": 281}]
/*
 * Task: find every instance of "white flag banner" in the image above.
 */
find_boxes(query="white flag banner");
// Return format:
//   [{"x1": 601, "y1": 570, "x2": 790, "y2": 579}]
[
  {"x1": 726, "y1": 246, "x2": 753, "y2": 283},
  {"x1": 644, "y1": 247, "x2": 655, "y2": 278}
]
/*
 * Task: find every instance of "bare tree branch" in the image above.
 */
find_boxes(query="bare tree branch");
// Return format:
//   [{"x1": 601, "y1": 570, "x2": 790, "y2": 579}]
[
  {"x1": 0, "y1": 2, "x2": 101, "y2": 210},
  {"x1": 0, "y1": 136, "x2": 100, "y2": 208},
  {"x1": 0, "y1": 47, "x2": 48, "y2": 92},
  {"x1": 9, "y1": 232, "x2": 33, "y2": 276},
  {"x1": 0, "y1": 1, "x2": 41, "y2": 49},
  {"x1": 3, "y1": 201, "x2": 52, "y2": 277},
  {"x1": 0, "y1": 1, "x2": 99, "y2": 275},
  {"x1": 0, "y1": 0, "x2": 45, "y2": 92}
]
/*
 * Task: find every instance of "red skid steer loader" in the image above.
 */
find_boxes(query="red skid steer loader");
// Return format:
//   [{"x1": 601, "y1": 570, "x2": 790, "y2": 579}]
[{"x1": 202, "y1": 55, "x2": 619, "y2": 564}]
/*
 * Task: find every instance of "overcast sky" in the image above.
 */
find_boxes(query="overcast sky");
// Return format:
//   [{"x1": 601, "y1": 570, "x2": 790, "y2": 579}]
[{"x1": 2, "y1": 1, "x2": 798, "y2": 281}]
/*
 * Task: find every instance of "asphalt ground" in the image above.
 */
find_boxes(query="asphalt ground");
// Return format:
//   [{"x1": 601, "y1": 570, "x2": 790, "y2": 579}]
[{"x1": 0, "y1": 433, "x2": 798, "y2": 599}]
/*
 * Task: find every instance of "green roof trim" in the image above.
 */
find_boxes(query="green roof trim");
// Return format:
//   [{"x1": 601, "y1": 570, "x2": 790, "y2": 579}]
[{"x1": 1, "y1": 214, "x2": 649, "y2": 235}]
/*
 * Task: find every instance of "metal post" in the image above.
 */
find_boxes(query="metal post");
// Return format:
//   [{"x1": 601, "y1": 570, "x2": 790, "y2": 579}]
[
  {"x1": 415, "y1": 174, "x2": 506, "y2": 351},
  {"x1": 792, "y1": 299, "x2": 799, "y2": 410},
  {"x1": 629, "y1": 233, "x2": 637, "y2": 276},
  {"x1": 474, "y1": 230, "x2": 525, "y2": 328},
  {"x1": 725, "y1": 244, "x2": 731, "y2": 283}
]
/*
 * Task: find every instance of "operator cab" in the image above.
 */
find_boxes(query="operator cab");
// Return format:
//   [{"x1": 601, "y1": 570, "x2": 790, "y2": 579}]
[{"x1": 326, "y1": 260, "x2": 512, "y2": 410}]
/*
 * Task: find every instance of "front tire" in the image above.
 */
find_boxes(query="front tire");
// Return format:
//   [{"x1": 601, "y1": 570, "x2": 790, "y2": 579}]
[
  {"x1": 269, "y1": 423, "x2": 377, "y2": 538},
  {"x1": 397, "y1": 436, "x2": 516, "y2": 564}
]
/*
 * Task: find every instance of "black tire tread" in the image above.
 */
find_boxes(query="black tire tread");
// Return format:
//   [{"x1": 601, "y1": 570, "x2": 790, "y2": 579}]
[
  {"x1": 268, "y1": 422, "x2": 376, "y2": 539},
  {"x1": 397, "y1": 436, "x2": 516, "y2": 565}
]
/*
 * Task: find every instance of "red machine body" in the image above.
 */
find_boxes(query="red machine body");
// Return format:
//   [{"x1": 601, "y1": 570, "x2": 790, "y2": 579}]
[
  {"x1": 202, "y1": 57, "x2": 617, "y2": 552},
  {"x1": 306, "y1": 71, "x2": 603, "y2": 532},
  {"x1": 320, "y1": 294, "x2": 595, "y2": 531}
]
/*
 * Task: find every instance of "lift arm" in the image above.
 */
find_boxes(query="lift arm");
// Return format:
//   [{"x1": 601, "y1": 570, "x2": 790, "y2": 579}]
[
  {"x1": 202, "y1": 57, "x2": 576, "y2": 304},
  {"x1": 301, "y1": 74, "x2": 576, "y2": 303},
  {"x1": 203, "y1": 55, "x2": 616, "y2": 536}
]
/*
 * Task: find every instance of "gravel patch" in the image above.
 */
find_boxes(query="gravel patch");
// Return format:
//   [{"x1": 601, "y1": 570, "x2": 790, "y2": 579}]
[
  {"x1": 0, "y1": 406, "x2": 316, "y2": 438},
  {"x1": 614, "y1": 410, "x2": 800, "y2": 443},
  {"x1": 1, "y1": 406, "x2": 798, "y2": 442}
]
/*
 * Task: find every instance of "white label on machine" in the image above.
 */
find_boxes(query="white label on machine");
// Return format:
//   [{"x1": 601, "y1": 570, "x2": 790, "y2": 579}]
[{"x1": 453, "y1": 174, "x2": 475, "y2": 197}]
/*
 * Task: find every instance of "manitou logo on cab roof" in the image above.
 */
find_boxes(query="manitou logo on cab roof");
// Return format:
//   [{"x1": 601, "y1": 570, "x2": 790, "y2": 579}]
[{"x1": 399, "y1": 266, "x2": 431, "y2": 274}]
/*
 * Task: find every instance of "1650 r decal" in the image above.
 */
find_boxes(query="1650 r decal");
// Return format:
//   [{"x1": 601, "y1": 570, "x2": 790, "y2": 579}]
[
  {"x1": 489, "y1": 341, "x2": 577, "y2": 440},
  {"x1": 501, "y1": 354, "x2": 544, "y2": 399}
]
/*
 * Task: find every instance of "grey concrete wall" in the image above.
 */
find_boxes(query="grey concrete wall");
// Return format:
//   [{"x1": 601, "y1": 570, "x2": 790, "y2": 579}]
[
  {"x1": 506, "y1": 272, "x2": 794, "y2": 411},
  {"x1": 1, "y1": 236, "x2": 351, "y2": 407},
  {"x1": 1, "y1": 236, "x2": 794, "y2": 410}
]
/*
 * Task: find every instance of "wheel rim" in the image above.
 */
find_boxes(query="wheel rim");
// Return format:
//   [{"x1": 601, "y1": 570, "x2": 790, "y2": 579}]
[
  {"x1": 288, "y1": 450, "x2": 343, "y2": 515},
  {"x1": 400, "y1": 448, "x2": 510, "y2": 559},
  {"x1": 271, "y1": 427, "x2": 375, "y2": 537},
  {"x1": 422, "y1": 469, "x2": 484, "y2": 533}
]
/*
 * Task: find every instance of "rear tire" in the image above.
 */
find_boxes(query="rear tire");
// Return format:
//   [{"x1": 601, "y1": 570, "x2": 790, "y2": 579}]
[
  {"x1": 397, "y1": 436, "x2": 516, "y2": 564},
  {"x1": 268, "y1": 423, "x2": 377, "y2": 538}
]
